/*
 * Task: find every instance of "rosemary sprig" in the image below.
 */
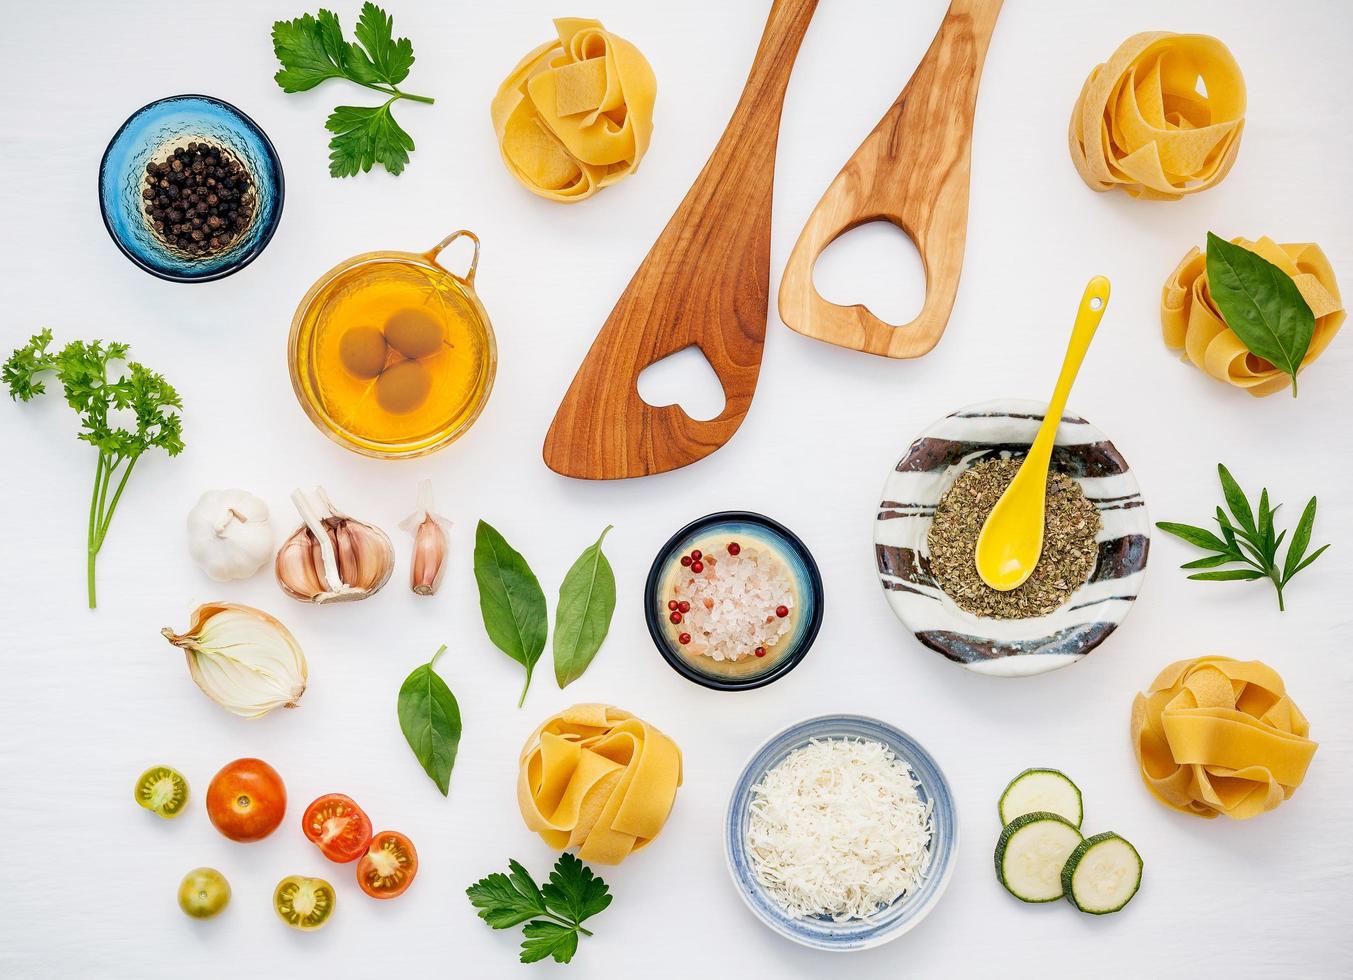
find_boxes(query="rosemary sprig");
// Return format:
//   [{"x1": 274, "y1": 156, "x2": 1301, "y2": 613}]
[{"x1": 1156, "y1": 464, "x2": 1329, "y2": 611}]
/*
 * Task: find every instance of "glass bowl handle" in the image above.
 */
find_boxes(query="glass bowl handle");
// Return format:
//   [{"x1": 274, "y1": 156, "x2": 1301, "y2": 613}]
[{"x1": 425, "y1": 230, "x2": 480, "y2": 285}]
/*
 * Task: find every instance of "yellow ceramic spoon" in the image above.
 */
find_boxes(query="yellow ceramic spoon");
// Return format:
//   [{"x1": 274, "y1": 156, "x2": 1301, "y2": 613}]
[{"x1": 975, "y1": 276, "x2": 1111, "y2": 591}]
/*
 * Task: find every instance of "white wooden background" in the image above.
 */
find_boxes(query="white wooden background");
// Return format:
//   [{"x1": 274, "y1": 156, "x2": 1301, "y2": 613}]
[{"x1": 1, "y1": 1, "x2": 1349, "y2": 977}]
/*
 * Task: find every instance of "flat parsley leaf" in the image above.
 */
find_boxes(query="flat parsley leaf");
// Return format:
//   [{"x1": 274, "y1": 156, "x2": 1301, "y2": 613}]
[
  {"x1": 467, "y1": 860, "x2": 547, "y2": 929},
  {"x1": 520, "y1": 922, "x2": 579, "y2": 965},
  {"x1": 466, "y1": 854, "x2": 611, "y2": 966},
  {"x1": 271, "y1": 3, "x2": 432, "y2": 177},
  {"x1": 326, "y1": 103, "x2": 414, "y2": 178},
  {"x1": 542, "y1": 853, "x2": 612, "y2": 926}
]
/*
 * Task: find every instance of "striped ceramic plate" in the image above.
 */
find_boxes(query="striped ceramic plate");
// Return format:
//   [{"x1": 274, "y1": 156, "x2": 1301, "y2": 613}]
[{"x1": 874, "y1": 399, "x2": 1149, "y2": 677}]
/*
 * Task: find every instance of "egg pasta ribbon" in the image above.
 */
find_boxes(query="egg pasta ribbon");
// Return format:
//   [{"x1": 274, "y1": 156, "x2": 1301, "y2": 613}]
[
  {"x1": 1069, "y1": 32, "x2": 1245, "y2": 200},
  {"x1": 491, "y1": 18, "x2": 656, "y2": 202},
  {"x1": 1162, "y1": 236, "x2": 1344, "y2": 397},
  {"x1": 518, "y1": 704, "x2": 683, "y2": 864},
  {"x1": 1130, "y1": 656, "x2": 1317, "y2": 820}
]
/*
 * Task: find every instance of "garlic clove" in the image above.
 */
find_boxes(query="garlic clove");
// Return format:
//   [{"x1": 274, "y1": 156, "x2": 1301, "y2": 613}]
[
  {"x1": 399, "y1": 479, "x2": 452, "y2": 596},
  {"x1": 186, "y1": 489, "x2": 274, "y2": 582},
  {"x1": 275, "y1": 487, "x2": 394, "y2": 604},
  {"x1": 162, "y1": 602, "x2": 307, "y2": 718}
]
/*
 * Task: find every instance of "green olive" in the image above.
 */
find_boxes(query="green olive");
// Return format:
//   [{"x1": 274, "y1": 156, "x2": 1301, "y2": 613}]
[
  {"x1": 383, "y1": 308, "x2": 444, "y2": 359},
  {"x1": 338, "y1": 325, "x2": 389, "y2": 379},
  {"x1": 134, "y1": 765, "x2": 189, "y2": 819},
  {"x1": 178, "y1": 868, "x2": 231, "y2": 919},
  {"x1": 375, "y1": 359, "x2": 432, "y2": 414}
]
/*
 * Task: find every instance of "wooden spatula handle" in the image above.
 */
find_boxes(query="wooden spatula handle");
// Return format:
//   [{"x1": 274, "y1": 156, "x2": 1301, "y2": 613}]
[
  {"x1": 778, "y1": 0, "x2": 1002, "y2": 358},
  {"x1": 544, "y1": 0, "x2": 818, "y2": 480}
]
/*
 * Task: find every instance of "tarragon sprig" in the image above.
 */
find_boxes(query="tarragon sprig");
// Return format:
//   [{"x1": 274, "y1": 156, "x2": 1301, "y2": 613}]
[{"x1": 1156, "y1": 463, "x2": 1329, "y2": 611}]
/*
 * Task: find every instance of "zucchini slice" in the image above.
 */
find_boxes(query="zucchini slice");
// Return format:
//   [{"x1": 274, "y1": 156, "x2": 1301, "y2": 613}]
[
  {"x1": 1061, "y1": 832, "x2": 1143, "y2": 914},
  {"x1": 995, "y1": 811, "x2": 1083, "y2": 903},
  {"x1": 998, "y1": 768, "x2": 1083, "y2": 827}
]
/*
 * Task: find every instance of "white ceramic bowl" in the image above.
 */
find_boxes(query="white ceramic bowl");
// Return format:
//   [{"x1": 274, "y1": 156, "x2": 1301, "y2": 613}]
[
  {"x1": 724, "y1": 714, "x2": 958, "y2": 951},
  {"x1": 874, "y1": 398, "x2": 1150, "y2": 677}
]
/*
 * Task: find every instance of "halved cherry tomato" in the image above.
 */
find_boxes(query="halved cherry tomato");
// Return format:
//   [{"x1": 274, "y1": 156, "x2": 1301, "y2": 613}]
[
  {"x1": 356, "y1": 831, "x2": 418, "y2": 899},
  {"x1": 273, "y1": 875, "x2": 335, "y2": 931},
  {"x1": 301, "y1": 794, "x2": 372, "y2": 863},
  {"x1": 135, "y1": 765, "x2": 189, "y2": 818}
]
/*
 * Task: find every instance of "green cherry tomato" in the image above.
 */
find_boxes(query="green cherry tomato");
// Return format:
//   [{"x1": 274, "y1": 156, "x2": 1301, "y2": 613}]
[
  {"x1": 135, "y1": 766, "x2": 189, "y2": 818},
  {"x1": 274, "y1": 875, "x2": 336, "y2": 931},
  {"x1": 178, "y1": 868, "x2": 231, "y2": 919}
]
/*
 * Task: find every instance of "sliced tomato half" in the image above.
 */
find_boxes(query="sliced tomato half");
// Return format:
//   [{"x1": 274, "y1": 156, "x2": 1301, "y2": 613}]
[
  {"x1": 301, "y1": 794, "x2": 373, "y2": 863},
  {"x1": 356, "y1": 831, "x2": 418, "y2": 899}
]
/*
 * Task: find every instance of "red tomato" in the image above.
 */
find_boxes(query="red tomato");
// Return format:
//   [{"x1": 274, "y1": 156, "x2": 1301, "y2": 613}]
[
  {"x1": 301, "y1": 794, "x2": 373, "y2": 863},
  {"x1": 356, "y1": 831, "x2": 418, "y2": 899},
  {"x1": 206, "y1": 758, "x2": 286, "y2": 843}
]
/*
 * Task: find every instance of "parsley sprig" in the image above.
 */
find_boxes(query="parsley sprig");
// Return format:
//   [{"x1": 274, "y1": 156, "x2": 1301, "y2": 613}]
[
  {"x1": 1156, "y1": 463, "x2": 1329, "y2": 611},
  {"x1": 3, "y1": 329, "x2": 183, "y2": 608},
  {"x1": 467, "y1": 854, "x2": 612, "y2": 965},
  {"x1": 271, "y1": 3, "x2": 434, "y2": 177}
]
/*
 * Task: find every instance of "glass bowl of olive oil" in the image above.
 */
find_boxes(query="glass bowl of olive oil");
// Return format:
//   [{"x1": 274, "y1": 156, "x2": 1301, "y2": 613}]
[{"x1": 288, "y1": 231, "x2": 497, "y2": 459}]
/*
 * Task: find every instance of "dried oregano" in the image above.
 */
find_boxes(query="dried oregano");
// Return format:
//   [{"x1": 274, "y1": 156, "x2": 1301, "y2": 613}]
[{"x1": 928, "y1": 459, "x2": 1100, "y2": 619}]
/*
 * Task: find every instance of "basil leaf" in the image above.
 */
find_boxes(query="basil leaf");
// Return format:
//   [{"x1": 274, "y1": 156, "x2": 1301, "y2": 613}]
[
  {"x1": 553, "y1": 526, "x2": 617, "y2": 689},
  {"x1": 474, "y1": 520, "x2": 547, "y2": 707},
  {"x1": 1205, "y1": 232, "x2": 1315, "y2": 396},
  {"x1": 397, "y1": 645, "x2": 461, "y2": 796}
]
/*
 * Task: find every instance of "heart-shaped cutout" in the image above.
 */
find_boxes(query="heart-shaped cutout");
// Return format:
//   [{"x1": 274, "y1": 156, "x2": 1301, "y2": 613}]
[
  {"x1": 812, "y1": 220, "x2": 926, "y2": 326},
  {"x1": 637, "y1": 345, "x2": 726, "y2": 421}
]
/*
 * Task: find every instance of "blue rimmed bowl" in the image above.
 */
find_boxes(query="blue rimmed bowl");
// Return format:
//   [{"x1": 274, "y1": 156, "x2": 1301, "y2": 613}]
[
  {"x1": 644, "y1": 511, "x2": 823, "y2": 691},
  {"x1": 98, "y1": 95, "x2": 283, "y2": 282},
  {"x1": 724, "y1": 715, "x2": 958, "y2": 951}
]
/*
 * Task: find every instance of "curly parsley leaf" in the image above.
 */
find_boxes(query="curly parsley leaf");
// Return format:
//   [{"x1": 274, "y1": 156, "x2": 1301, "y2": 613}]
[
  {"x1": 271, "y1": 3, "x2": 432, "y2": 177},
  {"x1": 3, "y1": 331, "x2": 183, "y2": 607},
  {"x1": 466, "y1": 854, "x2": 611, "y2": 966}
]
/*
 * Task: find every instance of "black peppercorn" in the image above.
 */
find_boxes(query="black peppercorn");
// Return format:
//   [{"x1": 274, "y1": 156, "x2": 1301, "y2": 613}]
[{"x1": 142, "y1": 141, "x2": 255, "y2": 257}]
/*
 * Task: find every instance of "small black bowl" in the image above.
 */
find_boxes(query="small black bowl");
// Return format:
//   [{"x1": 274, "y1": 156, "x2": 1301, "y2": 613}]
[{"x1": 644, "y1": 511, "x2": 824, "y2": 691}]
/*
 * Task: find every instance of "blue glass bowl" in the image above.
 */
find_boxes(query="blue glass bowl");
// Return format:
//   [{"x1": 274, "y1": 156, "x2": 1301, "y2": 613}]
[
  {"x1": 644, "y1": 511, "x2": 823, "y2": 691},
  {"x1": 725, "y1": 715, "x2": 958, "y2": 951},
  {"x1": 98, "y1": 95, "x2": 284, "y2": 282}
]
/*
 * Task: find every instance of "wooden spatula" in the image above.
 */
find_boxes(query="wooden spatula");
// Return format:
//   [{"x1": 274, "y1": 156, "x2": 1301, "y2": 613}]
[
  {"x1": 778, "y1": 0, "x2": 1002, "y2": 358},
  {"x1": 544, "y1": 0, "x2": 819, "y2": 480}
]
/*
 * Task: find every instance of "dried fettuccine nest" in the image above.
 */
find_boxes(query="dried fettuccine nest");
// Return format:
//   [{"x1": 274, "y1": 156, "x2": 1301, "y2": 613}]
[
  {"x1": 1069, "y1": 32, "x2": 1245, "y2": 200},
  {"x1": 491, "y1": 17, "x2": 656, "y2": 203},
  {"x1": 1162, "y1": 236, "x2": 1345, "y2": 396}
]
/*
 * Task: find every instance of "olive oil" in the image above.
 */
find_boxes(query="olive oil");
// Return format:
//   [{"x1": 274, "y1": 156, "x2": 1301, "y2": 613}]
[{"x1": 289, "y1": 232, "x2": 496, "y2": 458}]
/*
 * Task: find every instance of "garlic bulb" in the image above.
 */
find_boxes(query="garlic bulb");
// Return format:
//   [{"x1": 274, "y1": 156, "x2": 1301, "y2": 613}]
[
  {"x1": 275, "y1": 486, "x2": 394, "y2": 603},
  {"x1": 186, "y1": 489, "x2": 274, "y2": 581},
  {"x1": 399, "y1": 479, "x2": 452, "y2": 596},
  {"x1": 162, "y1": 603, "x2": 307, "y2": 718}
]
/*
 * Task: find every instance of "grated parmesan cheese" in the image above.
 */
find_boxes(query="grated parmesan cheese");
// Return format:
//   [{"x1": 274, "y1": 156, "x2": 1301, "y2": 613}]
[{"x1": 746, "y1": 738, "x2": 933, "y2": 921}]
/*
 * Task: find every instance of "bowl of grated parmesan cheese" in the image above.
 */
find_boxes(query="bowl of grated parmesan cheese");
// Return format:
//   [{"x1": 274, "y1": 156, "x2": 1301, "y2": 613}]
[{"x1": 724, "y1": 714, "x2": 957, "y2": 950}]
